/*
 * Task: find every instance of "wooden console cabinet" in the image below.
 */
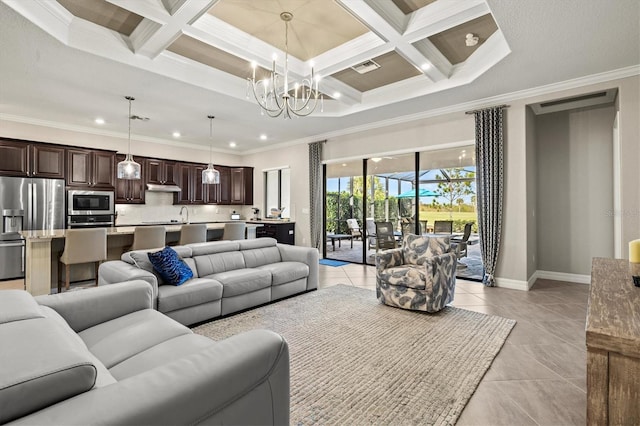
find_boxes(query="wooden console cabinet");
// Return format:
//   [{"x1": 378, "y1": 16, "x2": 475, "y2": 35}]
[{"x1": 586, "y1": 258, "x2": 640, "y2": 425}]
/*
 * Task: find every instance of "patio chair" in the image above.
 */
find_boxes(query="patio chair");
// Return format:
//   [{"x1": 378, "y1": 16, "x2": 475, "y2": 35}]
[
  {"x1": 375, "y1": 221, "x2": 397, "y2": 251},
  {"x1": 375, "y1": 234, "x2": 457, "y2": 313},
  {"x1": 346, "y1": 218, "x2": 362, "y2": 240},
  {"x1": 366, "y1": 218, "x2": 377, "y2": 249},
  {"x1": 433, "y1": 220, "x2": 453, "y2": 234},
  {"x1": 400, "y1": 219, "x2": 422, "y2": 237},
  {"x1": 451, "y1": 222, "x2": 473, "y2": 259}
]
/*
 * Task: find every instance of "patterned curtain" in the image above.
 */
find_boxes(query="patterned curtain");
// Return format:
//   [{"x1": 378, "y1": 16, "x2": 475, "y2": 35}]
[
  {"x1": 474, "y1": 107, "x2": 505, "y2": 286},
  {"x1": 309, "y1": 141, "x2": 324, "y2": 250}
]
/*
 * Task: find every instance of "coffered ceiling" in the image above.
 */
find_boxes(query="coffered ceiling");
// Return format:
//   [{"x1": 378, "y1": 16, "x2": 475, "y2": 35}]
[{"x1": 0, "y1": 0, "x2": 638, "y2": 154}]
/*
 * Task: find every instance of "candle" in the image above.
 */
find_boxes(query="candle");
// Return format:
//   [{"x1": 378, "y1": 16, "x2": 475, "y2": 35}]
[{"x1": 630, "y1": 239, "x2": 640, "y2": 263}]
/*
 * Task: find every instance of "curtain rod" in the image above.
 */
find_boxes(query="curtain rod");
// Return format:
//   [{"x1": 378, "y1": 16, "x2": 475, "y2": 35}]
[{"x1": 465, "y1": 105, "x2": 510, "y2": 114}]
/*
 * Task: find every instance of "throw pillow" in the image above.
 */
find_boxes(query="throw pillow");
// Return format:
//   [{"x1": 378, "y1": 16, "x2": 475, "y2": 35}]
[{"x1": 147, "y1": 246, "x2": 194, "y2": 286}]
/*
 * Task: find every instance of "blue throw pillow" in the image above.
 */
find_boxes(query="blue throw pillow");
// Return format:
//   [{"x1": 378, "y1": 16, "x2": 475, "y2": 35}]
[{"x1": 147, "y1": 246, "x2": 193, "y2": 286}]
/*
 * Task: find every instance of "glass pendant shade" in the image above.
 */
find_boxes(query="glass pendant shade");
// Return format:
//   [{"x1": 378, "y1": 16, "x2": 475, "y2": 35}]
[
  {"x1": 202, "y1": 165, "x2": 220, "y2": 184},
  {"x1": 202, "y1": 115, "x2": 219, "y2": 185},
  {"x1": 117, "y1": 96, "x2": 141, "y2": 180},
  {"x1": 117, "y1": 153, "x2": 141, "y2": 179}
]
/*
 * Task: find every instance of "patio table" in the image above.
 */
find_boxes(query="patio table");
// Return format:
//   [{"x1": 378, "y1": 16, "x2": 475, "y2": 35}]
[{"x1": 327, "y1": 234, "x2": 353, "y2": 251}]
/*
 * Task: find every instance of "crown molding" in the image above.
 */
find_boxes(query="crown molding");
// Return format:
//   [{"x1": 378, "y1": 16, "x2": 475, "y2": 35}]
[
  {"x1": 0, "y1": 113, "x2": 238, "y2": 155},
  {"x1": 246, "y1": 64, "x2": 639, "y2": 153}
]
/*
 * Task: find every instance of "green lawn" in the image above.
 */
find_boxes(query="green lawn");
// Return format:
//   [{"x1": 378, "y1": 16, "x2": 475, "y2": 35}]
[{"x1": 419, "y1": 211, "x2": 477, "y2": 222}]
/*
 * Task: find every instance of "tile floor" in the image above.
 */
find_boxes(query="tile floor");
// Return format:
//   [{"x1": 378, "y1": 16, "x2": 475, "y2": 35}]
[{"x1": 319, "y1": 263, "x2": 589, "y2": 426}]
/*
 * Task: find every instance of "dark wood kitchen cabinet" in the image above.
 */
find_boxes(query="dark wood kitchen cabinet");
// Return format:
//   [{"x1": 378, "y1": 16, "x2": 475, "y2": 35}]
[
  {"x1": 66, "y1": 148, "x2": 115, "y2": 189},
  {"x1": 0, "y1": 139, "x2": 64, "y2": 178},
  {"x1": 176, "y1": 163, "x2": 205, "y2": 205},
  {"x1": 115, "y1": 154, "x2": 145, "y2": 204},
  {"x1": 146, "y1": 159, "x2": 178, "y2": 186},
  {"x1": 231, "y1": 167, "x2": 253, "y2": 205}
]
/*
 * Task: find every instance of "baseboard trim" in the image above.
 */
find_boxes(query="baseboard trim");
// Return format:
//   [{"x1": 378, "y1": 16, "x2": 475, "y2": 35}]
[
  {"x1": 535, "y1": 270, "x2": 591, "y2": 285},
  {"x1": 494, "y1": 277, "x2": 531, "y2": 291}
]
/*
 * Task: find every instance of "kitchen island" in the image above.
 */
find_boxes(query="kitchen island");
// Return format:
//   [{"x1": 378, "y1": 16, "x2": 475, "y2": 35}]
[{"x1": 21, "y1": 222, "x2": 262, "y2": 296}]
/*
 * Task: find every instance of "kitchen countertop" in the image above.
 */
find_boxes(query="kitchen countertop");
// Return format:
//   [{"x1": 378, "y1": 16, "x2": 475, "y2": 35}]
[
  {"x1": 247, "y1": 219, "x2": 295, "y2": 224},
  {"x1": 21, "y1": 222, "x2": 262, "y2": 240}
]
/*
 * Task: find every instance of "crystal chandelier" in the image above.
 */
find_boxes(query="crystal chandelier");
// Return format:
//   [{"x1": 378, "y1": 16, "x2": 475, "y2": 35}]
[
  {"x1": 202, "y1": 115, "x2": 220, "y2": 184},
  {"x1": 247, "y1": 12, "x2": 322, "y2": 119},
  {"x1": 117, "y1": 96, "x2": 141, "y2": 180}
]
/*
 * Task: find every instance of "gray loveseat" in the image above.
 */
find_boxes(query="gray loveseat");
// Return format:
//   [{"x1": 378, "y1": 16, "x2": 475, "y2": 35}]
[
  {"x1": 0, "y1": 281, "x2": 289, "y2": 425},
  {"x1": 99, "y1": 237, "x2": 319, "y2": 326}
]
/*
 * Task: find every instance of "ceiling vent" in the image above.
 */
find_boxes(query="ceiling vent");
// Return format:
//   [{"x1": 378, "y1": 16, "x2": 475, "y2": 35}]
[
  {"x1": 351, "y1": 60, "x2": 381, "y2": 74},
  {"x1": 529, "y1": 89, "x2": 617, "y2": 115}
]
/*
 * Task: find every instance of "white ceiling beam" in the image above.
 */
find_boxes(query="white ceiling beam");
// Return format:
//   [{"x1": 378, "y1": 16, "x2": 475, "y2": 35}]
[
  {"x1": 118, "y1": 0, "x2": 218, "y2": 58},
  {"x1": 106, "y1": 0, "x2": 171, "y2": 24},
  {"x1": 336, "y1": 0, "x2": 446, "y2": 82},
  {"x1": 404, "y1": 0, "x2": 490, "y2": 43}
]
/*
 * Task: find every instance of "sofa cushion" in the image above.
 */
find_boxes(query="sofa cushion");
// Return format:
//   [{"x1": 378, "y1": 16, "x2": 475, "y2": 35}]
[
  {"x1": 157, "y1": 278, "x2": 223, "y2": 314},
  {"x1": 402, "y1": 235, "x2": 451, "y2": 266},
  {"x1": 257, "y1": 261, "x2": 309, "y2": 286},
  {"x1": 109, "y1": 334, "x2": 215, "y2": 380},
  {"x1": 78, "y1": 309, "x2": 191, "y2": 369},
  {"x1": 243, "y1": 246, "x2": 282, "y2": 268},
  {"x1": 148, "y1": 246, "x2": 194, "y2": 286},
  {"x1": 0, "y1": 318, "x2": 97, "y2": 424},
  {"x1": 0, "y1": 290, "x2": 44, "y2": 324},
  {"x1": 39, "y1": 306, "x2": 117, "y2": 389},
  {"x1": 194, "y1": 251, "x2": 245, "y2": 276},
  {"x1": 189, "y1": 240, "x2": 240, "y2": 255},
  {"x1": 208, "y1": 269, "x2": 272, "y2": 297},
  {"x1": 377, "y1": 265, "x2": 427, "y2": 290},
  {"x1": 123, "y1": 246, "x2": 194, "y2": 285}
]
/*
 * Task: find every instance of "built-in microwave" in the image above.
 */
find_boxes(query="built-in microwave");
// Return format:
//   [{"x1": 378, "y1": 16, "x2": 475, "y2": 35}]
[{"x1": 67, "y1": 190, "x2": 115, "y2": 216}]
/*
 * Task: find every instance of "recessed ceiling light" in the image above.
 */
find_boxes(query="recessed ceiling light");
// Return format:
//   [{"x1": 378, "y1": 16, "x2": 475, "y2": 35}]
[
  {"x1": 333, "y1": 92, "x2": 341, "y2": 99},
  {"x1": 260, "y1": 134, "x2": 267, "y2": 140},
  {"x1": 229, "y1": 142, "x2": 237, "y2": 148},
  {"x1": 94, "y1": 118, "x2": 105, "y2": 125},
  {"x1": 420, "y1": 63, "x2": 431, "y2": 71},
  {"x1": 172, "y1": 132, "x2": 181, "y2": 138}
]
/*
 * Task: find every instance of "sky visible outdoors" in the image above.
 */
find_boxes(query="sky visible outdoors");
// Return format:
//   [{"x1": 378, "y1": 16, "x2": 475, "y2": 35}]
[{"x1": 326, "y1": 167, "x2": 477, "y2": 203}]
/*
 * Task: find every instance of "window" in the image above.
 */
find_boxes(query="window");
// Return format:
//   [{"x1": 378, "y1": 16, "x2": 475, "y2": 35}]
[{"x1": 264, "y1": 168, "x2": 290, "y2": 219}]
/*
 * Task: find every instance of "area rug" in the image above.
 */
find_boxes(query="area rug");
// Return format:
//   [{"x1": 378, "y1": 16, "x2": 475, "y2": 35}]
[
  {"x1": 319, "y1": 259, "x2": 350, "y2": 267},
  {"x1": 193, "y1": 285, "x2": 515, "y2": 425}
]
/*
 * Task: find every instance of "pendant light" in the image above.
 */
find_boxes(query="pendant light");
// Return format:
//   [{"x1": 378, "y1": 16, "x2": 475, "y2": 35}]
[
  {"x1": 117, "y1": 96, "x2": 141, "y2": 180},
  {"x1": 202, "y1": 115, "x2": 220, "y2": 184}
]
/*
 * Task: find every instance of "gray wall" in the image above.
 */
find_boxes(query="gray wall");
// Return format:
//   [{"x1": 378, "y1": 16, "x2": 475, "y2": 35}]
[{"x1": 536, "y1": 105, "x2": 616, "y2": 275}]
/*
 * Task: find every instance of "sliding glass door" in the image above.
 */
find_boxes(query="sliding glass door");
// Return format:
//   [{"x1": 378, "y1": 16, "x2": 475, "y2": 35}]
[{"x1": 323, "y1": 145, "x2": 478, "y2": 275}]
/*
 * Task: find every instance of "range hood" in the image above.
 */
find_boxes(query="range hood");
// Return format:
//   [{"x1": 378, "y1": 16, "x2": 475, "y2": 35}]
[{"x1": 146, "y1": 183, "x2": 181, "y2": 193}]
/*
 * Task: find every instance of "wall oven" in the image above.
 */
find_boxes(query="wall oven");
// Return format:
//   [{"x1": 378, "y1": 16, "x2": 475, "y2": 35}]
[{"x1": 67, "y1": 190, "x2": 115, "y2": 228}]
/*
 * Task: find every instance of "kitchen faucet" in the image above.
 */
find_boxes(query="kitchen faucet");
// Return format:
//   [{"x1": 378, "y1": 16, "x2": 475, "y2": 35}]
[{"x1": 179, "y1": 206, "x2": 189, "y2": 224}]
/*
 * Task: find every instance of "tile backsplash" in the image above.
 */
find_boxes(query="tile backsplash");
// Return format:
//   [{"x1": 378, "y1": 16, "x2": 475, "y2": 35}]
[{"x1": 115, "y1": 192, "x2": 252, "y2": 225}]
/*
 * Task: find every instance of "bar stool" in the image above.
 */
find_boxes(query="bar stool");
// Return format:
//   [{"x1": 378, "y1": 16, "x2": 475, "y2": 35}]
[
  {"x1": 222, "y1": 222, "x2": 246, "y2": 240},
  {"x1": 179, "y1": 223, "x2": 207, "y2": 245},
  {"x1": 59, "y1": 228, "x2": 107, "y2": 293},
  {"x1": 131, "y1": 226, "x2": 166, "y2": 251}
]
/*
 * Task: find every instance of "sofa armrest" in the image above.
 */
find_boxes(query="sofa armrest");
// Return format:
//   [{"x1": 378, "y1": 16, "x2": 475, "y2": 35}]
[
  {"x1": 35, "y1": 281, "x2": 153, "y2": 333},
  {"x1": 99, "y1": 260, "x2": 159, "y2": 305},
  {"x1": 277, "y1": 244, "x2": 319, "y2": 291},
  {"x1": 424, "y1": 252, "x2": 457, "y2": 290},
  {"x1": 12, "y1": 329, "x2": 290, "y2": 426},
  {"x1": 375, "y1": 248, "x2": 403, "y2": 275}
]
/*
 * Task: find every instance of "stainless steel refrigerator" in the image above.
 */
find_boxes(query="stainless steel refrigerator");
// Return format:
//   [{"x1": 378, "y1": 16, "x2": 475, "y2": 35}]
[{"x1": 0, "y1": 177, "x2": 65, "y2": 280}]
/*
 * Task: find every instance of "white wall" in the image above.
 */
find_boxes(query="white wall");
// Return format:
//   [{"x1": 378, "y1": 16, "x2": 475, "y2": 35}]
[
  {"x1": 535, "y1": 105, "x2": 615, "y2": 276},
  {"x1": 525, "y1": 106, "x2": 538, "y2": 278},
  {"x1": 242, "y1": 143, "x2": 311, "y2": 246}
]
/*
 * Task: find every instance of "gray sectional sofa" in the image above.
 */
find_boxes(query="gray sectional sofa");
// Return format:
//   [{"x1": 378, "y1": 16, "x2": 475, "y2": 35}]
[
  {"x1": 0, "y1": 281, "x2": 289, "y2": 425},
  {"x1": 99, "y1": 237, "x2": 319, "y2": 326}
]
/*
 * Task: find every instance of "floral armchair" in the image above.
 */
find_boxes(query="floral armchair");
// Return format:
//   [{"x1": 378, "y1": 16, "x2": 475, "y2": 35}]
[{"x1": 375, "y1": 234, "x2": 456, "y2": 313}]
